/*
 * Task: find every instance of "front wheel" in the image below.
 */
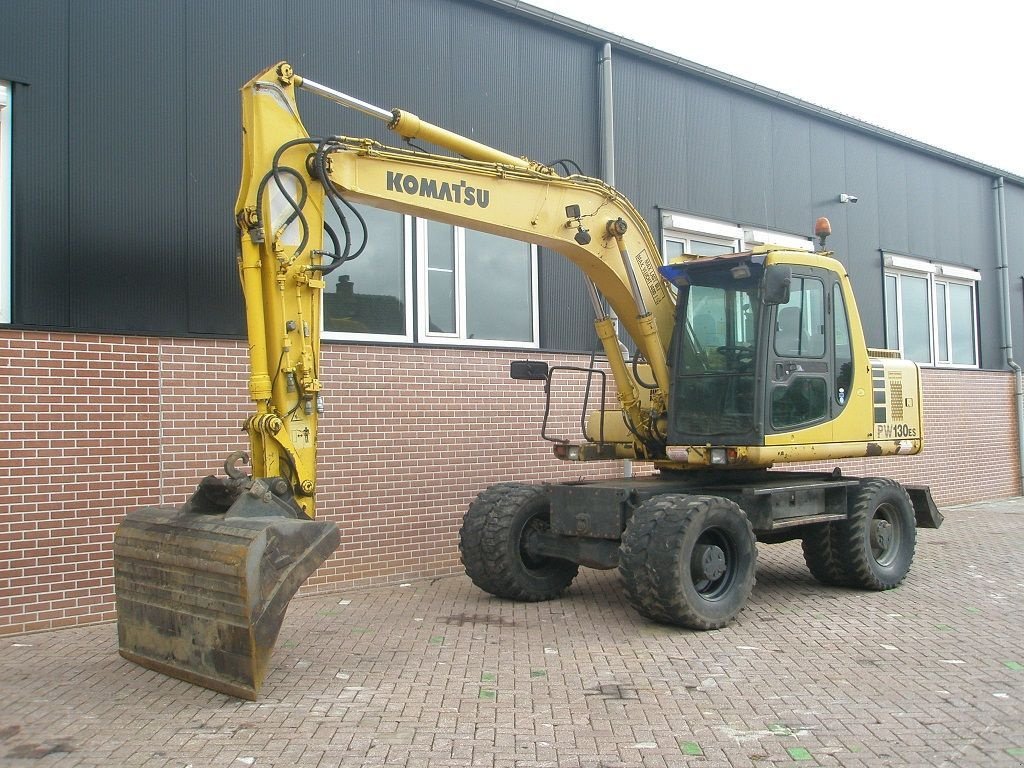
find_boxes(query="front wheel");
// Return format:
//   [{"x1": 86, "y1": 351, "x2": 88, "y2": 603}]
[
  {"x1": 834, "y1": 478, "x2": 916, "y2": 590},
  {"x1": 619, "y1": 494, "x2": 757, "y2": 630},
  {"x1": 460, "y1": 483, "x2": 579, "y2": 601}
]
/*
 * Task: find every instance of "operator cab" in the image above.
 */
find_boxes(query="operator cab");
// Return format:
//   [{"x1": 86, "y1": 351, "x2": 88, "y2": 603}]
[{"x1": 660, "y1": 250, "x2": 855, "y2": 454}]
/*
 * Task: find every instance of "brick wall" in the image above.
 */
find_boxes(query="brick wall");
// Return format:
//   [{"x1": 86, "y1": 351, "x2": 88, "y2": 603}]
[
  {"x1": 1, "y1": 331, "x2": 1020, "y2": 634},
  {"x1": 795, "y1": 368, "x2": 1021, "y2": 502}
]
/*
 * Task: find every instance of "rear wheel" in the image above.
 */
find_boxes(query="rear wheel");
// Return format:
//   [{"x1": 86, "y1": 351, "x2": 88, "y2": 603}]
[
  {"x1": 801, "y1": 522, "x2": 848, "y2": 586},
  {"x1": 619, "y1": 494, "x2": 756, "y2": 630},
  {"x1": 834, "y1": 478, "x2": 916, "y2": 590},
  {"x1": 460, "y1": 483, "x2": 579, "y2": 601}
]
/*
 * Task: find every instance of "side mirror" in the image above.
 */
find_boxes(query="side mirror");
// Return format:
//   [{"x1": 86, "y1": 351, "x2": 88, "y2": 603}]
[
  {"x1": 510, "y1": 360, "x2": 549, "y2": 381},
  {"x1": 763, "y1": 265, "x2": 792, "y2": 305}
]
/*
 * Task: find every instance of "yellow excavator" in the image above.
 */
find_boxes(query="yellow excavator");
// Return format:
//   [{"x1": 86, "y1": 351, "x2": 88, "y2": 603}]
[{"x1": 113, "y1": 62, "x2": 942, "y2": 699}]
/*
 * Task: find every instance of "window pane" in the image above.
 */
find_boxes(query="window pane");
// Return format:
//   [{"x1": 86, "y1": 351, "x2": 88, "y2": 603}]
[
  {"x1": 427, "y1": 220, "x2": 454, "y2": 270},
  {"x1": 949, "y1": 282, "x2": 977, "y2": 365},
  {"x1": 900, "y1": 275, "x2": 931, "y2": 363},
  {"x1": 664, "y1": 240, "x2": 686, "y2": 261},
  {"x1": 774, "y1": 277, "x2": 824, "y2": 358},
  {"x1": 771, "y1": 378, "x2": 828, "y2": 429},
  {"x1": 935, "y1": 283, "x2": 948, "y2": 362},
  {"x1": 884, "y1": 274, "x2": 898, "y2": 349},
  {"x1": 465, "y1": 230, "x2": 533, "y2": 342},
  {"x1": 833, "y1": 284, "x2": 852, "y2": 405},
  {"x1": 426, "y1": 221, "x2": 456, "y2": 334},
  {"x1": 323, "y1": 205, "x2": 407, "y2": 336},
  {"x1": 689, "y1": 239, "x2": 736, "y2": 257}
]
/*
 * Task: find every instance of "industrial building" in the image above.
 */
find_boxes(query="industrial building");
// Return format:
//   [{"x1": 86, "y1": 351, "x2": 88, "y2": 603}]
[{"x1": 1, "y1": 0, "x2": 1022, "y2": 635}]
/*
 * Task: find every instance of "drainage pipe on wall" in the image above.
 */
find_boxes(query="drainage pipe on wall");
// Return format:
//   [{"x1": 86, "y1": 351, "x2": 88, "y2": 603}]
[
  {"x1": 994, "y1": 176, "x2": 1024, "y2": 494},
  {"x1": 598, "y1": 41, "x2": 635, "y2": 478}
]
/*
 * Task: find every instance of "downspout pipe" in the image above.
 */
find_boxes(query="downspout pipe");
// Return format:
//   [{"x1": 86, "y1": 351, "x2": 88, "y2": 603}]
[
  {"x1": 600, "y1": 41, "x2": 633, "y2": 478},
  {"x1": 994, "y1": 176, "x2": 1024, "y2": 494},
  {"x1": 600, "y1": 42, "x2": 615, "y2": 188}
]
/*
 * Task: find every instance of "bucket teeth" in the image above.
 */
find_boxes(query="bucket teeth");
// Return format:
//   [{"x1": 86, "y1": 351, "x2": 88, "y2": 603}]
[{"x1": 113, "y1": 506, "x2": 339, "y2": 699}]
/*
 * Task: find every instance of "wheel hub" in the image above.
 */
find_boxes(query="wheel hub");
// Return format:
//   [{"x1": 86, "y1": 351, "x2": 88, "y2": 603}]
[
  {"x1": 692, "y1": 544, "x2": 727, "y2": 582},
  {"x1": 871, "y1": 518, "x2": 893, "y2": 553}
]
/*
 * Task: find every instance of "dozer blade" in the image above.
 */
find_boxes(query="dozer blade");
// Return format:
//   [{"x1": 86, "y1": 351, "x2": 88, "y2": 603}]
[{"x1": 113, "y1": 506, "x2": 340, "y2": 699}]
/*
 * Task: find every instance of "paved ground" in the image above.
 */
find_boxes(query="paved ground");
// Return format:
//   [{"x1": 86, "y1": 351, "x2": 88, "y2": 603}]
[{"x1": 1, "y1": 497, "x2": 1023, "y2": 768}]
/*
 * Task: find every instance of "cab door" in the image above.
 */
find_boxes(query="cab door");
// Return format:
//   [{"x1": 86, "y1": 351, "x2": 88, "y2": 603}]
[{"x1": 764, "y1": 268, "x2": 834, "y2": 437}]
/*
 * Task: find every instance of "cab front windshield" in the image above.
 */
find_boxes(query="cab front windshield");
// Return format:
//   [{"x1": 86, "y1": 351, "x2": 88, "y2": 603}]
[
  {"x1": 663, "y1": 257, "x2": 763, "y2": 437},
  {"x1": 682, "y1": 284, "x2": 757, "y2": 375}
]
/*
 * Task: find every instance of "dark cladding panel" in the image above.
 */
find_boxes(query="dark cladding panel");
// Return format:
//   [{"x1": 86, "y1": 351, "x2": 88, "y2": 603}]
[
  {"x1": 840, "y1": 134, "x2": 884, "y2": 346},
  {"x1": 277, "y1": 0, "x2": 599, "y2": 351},
  {"x1": 681, "y1": 79, "x2": 732, "y2": 218},
  {"x1": 538, "y1": 248, "x2": 598, "y2": 352},
  {"x1": 808, "y1": 122, "x2": 849, "y2": 260},
  {"x1": 944, "y1": 167, "x2": 991, "y2": 266},
  {"x1": 770, "y1": 110, "x2": 812, "y2": 236},
  {"x1": 67, "y1": 1, "x2": 188, "y2": 333},
  {"x1": 183, "y1": 2, "x2": 287, "y2": 336},
  {"x1": 612, "y1": 56, "x2": 692, "y2": 219},
  {"x1": 876, "y1": 144, "x2": 910, "y2": 256},
  {"x1": 905, "y1": 155, "x2": 937, "y2": 259},
  {"x1": 730, "y1": 100, "x2": 773, "y2": 226},
  {"x1": 0, "y1": 0, "x2": 69, "y2": 326}
]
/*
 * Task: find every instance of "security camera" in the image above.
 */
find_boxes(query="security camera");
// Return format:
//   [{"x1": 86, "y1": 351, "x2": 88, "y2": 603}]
[{"x1": 838, "y1": 193, "x2": 859, "y2": 204}]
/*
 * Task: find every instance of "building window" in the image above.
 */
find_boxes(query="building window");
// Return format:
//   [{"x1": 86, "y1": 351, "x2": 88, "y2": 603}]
[
  {"x1": 661, "y1": 212, "x2": 812, "y2": 261},
  {"x1": 322, "y1": 203, "x2": 538, "y2": 348},
  {"x1": 1, "y1": 81, "x2": 11, "y2": 323},
  {"x1": 323, "y1": 203, "x2": 413, "y2": 342},
  {"x1": 418, "y1": 220, "x2": 538, "y2": 347},
  {"x1": 883, "y1": 253, "x2": 979, "y2": 367}
]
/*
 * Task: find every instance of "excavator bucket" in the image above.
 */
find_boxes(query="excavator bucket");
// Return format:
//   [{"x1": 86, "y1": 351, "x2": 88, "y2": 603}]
[{"x1": 113, "y1": 505, "x2": 340, "y2": 699}]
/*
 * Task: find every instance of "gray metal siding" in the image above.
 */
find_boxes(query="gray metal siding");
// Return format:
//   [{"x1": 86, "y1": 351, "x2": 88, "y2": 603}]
[
  {"x1": 612, "y1": 50, "x2": 1011, "y2": 366},
  {"x1": 0, "y1": 0, "x2": 598, "y2": 346},
  {"x1": 67, "y1": 1, "x2": 188, "y2": 333},
  {"x1": 0, "y1": 0, "x2": 1021, "y2": 369},
  {"x1": 0, "y1": 0, "x2": 69, "y2": 327}
]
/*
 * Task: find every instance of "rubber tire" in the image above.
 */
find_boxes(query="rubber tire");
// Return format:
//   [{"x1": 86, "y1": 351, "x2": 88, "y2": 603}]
[
  {"x1": 460, "y1": 483, "x2": 579, "y2": 602},
  {"x1": 619, "y1": 494, "x2": 757, "y2": 630},
  {"x1": 834, "y1": 478, "x2": 916, "y2": 590},
  {"x1": 801, "y1": 522, "x2": 848, "y2": 586}
]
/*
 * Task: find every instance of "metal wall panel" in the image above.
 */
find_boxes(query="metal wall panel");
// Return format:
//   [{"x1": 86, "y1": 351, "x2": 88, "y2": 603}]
[
  {"x1": 67, "y1": 0, "x2": 188, "y2": 333},
  {"x1": 538, "y1": 249, "x2": 598, "y2": 352},
  {"x1": 769, "y1": 111, "x2": 812, "y2": 236},
  {"x1": 0, "y1": 0, "x2": 69, "y2": 327},
  {"x1": 184, "y1": 1, "x2": 286, "y2": 336},
  {"x1": 730, "y1": 100, "x2": 773, "y2": 227},
  {"x1": 839, "y1": 133, "x2": 884, "y2": 345},
  {"x1": 1, "y1": 0, "x2": 1019, "y2": 368},
  {"x1": 876, "y1": 144, "x2": 911, "y2": 256}
]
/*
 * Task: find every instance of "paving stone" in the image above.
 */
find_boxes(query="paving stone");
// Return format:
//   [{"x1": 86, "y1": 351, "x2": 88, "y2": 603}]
[{"x1": 0, "y1": 498, "x2": 1023, "y2": 767}]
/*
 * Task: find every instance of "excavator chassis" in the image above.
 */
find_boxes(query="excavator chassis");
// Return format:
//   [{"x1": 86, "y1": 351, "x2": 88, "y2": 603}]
[{"x1": 113, "y1": 477, "x2": 339, "y2": 699}]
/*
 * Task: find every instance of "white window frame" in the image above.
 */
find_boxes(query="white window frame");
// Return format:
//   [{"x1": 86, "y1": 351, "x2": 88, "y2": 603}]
[
  {"x1": 883, "y1": 253, "x2": 980, "y2": 368},
  {"x1": 416, "y1": 219, "x2": 540, "y2": 349},
  {"x1": 321, "y1": 214, "x2": 414, "y2": 344},
  {"x1": 0, "y1": 81, "x2": 11, "y2": 323},
  {"x1": 661, "y1": 212, "x2": 813, "y2": 259}
]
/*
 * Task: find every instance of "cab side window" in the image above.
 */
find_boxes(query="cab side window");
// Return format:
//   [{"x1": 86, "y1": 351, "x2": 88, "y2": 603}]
[
  {"x1": 833, "y1": 283, "x2": 853, "y2": 407},
  {"x1": 774, "y1": 278, "x2": 825, "y2": 358},
  {"x1": 770, "y1": 277, "x2": 828, "y2": 430}
]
